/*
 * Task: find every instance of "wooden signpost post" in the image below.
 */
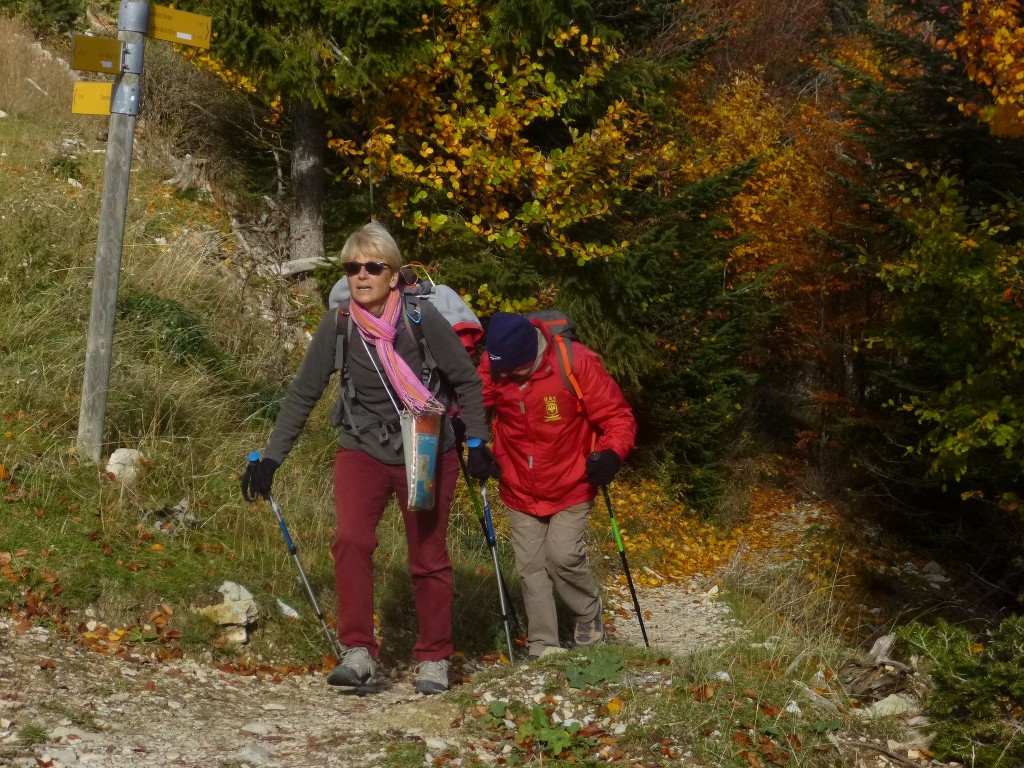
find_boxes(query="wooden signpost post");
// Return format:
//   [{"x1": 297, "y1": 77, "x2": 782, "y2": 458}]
[{"x1": 73, "y1": 2, "x2": 211, "y2": 463}]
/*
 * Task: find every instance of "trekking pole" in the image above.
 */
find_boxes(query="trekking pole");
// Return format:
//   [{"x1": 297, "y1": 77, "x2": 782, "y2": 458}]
[
  {"x1": 246, "y1": 451, "x2": 344, "y2": 660},
  {"x1": 602, "y1": 485, "x2": 649, "y2": 647},
  {"x1": 456, "y1": 450, "x2": 520, "y2": 635},
  {"x1": 479, "y1": 483, "x2": 517, "y2": 663}
]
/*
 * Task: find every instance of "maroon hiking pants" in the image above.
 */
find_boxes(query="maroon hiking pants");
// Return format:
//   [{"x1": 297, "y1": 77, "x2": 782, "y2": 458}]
[{"x1": 332, "y1": 446, "x2": 459, "y2": 662}]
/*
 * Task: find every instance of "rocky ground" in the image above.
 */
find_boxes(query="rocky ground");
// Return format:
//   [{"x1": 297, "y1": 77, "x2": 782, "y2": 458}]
[
  {"x1": 0, "y1": 581, "x2": 741, "y2": 768},
  {"x1": 0, "y1": 496, "x2": 967, "y2": 768}
]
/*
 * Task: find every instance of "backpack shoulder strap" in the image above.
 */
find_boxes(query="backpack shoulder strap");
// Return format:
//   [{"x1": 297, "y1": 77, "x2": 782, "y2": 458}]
[
  {"x1": 335, "y1": 306, "x2": 349, "y2": 371},
  {"x1": 401, "y1": 294, "x2": 442, "y2": 392},
  {"x1": 550, "y1": 335, "x2": 584, "y2": 411}
]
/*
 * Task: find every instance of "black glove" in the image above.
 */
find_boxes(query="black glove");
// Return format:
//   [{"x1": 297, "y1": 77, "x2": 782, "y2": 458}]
[
  {"x1": 585, "y1": 450, "x2": 621, "y2": 487},
  {"x1": 467, "y1": 442, "x2": 501, "y2": 481},
  {"x1": 450, "y1": 416, "x2": 467, "y2": 447},
  {"x1": 241, "y1": 457, "x2": 279, "y2": 502}
]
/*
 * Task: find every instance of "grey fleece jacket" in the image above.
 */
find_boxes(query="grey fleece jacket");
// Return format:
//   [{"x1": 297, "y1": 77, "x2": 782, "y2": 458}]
[{"x1": 263, "y1": 299, "x2": 488, "y2": 466}]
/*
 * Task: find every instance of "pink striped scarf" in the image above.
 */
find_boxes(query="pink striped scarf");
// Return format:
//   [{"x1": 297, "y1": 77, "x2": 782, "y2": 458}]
[{"x1": 349, "y1": 289, "x2": 445, "y2": 416}]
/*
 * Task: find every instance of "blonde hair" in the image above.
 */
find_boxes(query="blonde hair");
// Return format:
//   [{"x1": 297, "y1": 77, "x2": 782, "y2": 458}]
[{"x1": 340, "y1": 222, "x2": 401, "y2": 271}]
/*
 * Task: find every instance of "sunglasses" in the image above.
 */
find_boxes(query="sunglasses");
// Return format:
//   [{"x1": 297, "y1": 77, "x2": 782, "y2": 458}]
[{"x1": 343, "y1": 261, "x2": 390, "y2": 277}]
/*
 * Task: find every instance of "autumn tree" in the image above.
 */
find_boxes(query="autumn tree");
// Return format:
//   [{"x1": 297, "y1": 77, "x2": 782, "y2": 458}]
[
  {"x1": 306, "y1": 0, "x2": 777, "y2": 504},
  {"x1": 177, "y1": 0, "x2": 436, "y2": 265},
  {"x1": 829, "y1": 0, "x2": 1024, "y2": 566}
]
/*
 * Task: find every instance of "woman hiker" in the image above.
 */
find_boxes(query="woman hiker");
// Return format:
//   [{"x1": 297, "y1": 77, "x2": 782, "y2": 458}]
[
  {"x1": 241, "y1": 222, "x2": 496, "y2": 694},
  {"x1": 479, "y1": 312, "x2": 637, "y2": 660}
]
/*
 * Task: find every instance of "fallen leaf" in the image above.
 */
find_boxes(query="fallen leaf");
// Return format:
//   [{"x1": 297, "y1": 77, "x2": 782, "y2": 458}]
[{"x1": 689, "y1": 683, "x2": 714, "y2": 702}]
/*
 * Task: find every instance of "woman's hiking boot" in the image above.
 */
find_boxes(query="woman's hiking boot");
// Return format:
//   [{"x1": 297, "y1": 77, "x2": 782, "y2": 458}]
[
  {"x1": 326, "y1": 647, "x2": 376, "y2": 686},
  {"x1": 413, "y1": 659, "x2": 450, "y2": 695}
]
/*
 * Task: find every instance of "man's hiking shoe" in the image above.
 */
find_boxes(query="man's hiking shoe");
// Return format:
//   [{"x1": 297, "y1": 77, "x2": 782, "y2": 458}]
[
  {"x1": 413, "y1": 659, "x2": 450, "y2": 695},
  {"x1": 527, "y1": 645, "x2": 567, "y2": 661},
  {"x1": 574, "y1": 616, "x2": 605, "y2": 646},
  {"x1": 327, "y1": 647, "x2": 376, "y2": 686}
]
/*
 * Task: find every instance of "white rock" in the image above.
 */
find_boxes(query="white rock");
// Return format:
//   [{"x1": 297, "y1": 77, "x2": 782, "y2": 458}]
[
  {"x1": 228, "y1": 743, "x2": 273, "y2": 765},
  {"x1": 240, "y1": 722, "x2": 276, "y2": 736},
  {"x1": 106, "y1": 448, "x2": 146, "y2": 485},
  {"x1": 856, "y1": 693, "x2": 919, "y2": 719}
]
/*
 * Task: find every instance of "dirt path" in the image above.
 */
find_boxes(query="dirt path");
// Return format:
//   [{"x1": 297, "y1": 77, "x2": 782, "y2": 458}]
[
  {"x1": 0, "y1": 615, "x2": 467, "y2": 767},
  {"x1": 0, "y1": 495, "x2": 959, "y2": 768},
  {"x1": 0, "y1": 574, "x2": 744, "y2": 768}
]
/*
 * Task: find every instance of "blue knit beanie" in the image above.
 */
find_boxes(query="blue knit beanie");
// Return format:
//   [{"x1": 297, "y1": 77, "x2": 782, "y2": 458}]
[{"x1": 486, "y1": 313, "x2": 537, "y2": 372}]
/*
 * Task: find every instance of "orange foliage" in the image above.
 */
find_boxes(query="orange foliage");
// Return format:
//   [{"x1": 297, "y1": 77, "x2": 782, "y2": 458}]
[
  {"x1": 677, "y1": 72, "x2": 848, "y2": 285},
  {"x1": 671, "y1": 70, "x2": 864, "y2": 363},
  {"x1": 942, "y1": 0, "x2": 1024, "y2": 137}
]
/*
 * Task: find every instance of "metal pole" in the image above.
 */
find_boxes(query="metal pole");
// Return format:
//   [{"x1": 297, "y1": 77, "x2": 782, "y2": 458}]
[
  {"x1": 457, "y1": 450, "x2": 520, "y2": 634},
  {"x1": 268, "y1": 493, "x2": 345, "y2": 660},
  {"x1": 602, "y1": 485, "x2": 649, "y2": 647},
  {"x1": 77, "y1": 1, "x2": 148, "y2": 462},
  {"x1": 480, "y1": 484, "x2": 516, "y2": 663}
]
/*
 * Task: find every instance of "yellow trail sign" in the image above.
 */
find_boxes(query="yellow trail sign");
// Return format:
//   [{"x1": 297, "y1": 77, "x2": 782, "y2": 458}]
[
  {"x1": 70, "y1": 34, "x2": 123, "y2": 74},
  {"x1": 72, "y1": 82, "x2": 113, "y2": 115},
  {"x1": 148, "y1": 4, "x2": 212, "y2": 49}
]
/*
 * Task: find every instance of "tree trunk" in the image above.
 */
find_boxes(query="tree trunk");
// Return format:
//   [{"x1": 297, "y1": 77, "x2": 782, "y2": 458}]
[{"x1": 289, "y1": 99, "x2": 326, "y2": 267}]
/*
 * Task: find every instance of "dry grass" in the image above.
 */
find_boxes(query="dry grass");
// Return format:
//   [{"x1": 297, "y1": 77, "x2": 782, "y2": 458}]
[{"x1": 0, "y1": 16, "x2": 95, "y2": 132}]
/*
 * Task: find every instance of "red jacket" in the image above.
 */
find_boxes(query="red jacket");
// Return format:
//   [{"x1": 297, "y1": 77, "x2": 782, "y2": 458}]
[{"x1": 480, "y1": 322, "x2": 637, "y2": 517}]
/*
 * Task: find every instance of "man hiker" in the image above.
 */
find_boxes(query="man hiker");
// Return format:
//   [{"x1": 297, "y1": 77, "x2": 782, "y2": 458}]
[
  {"x1": 476, "y1": 312, "x2": 637, "y2": 659},
  {"x1": 241, "y1": 222, "x2": 495, "y2": 694}
]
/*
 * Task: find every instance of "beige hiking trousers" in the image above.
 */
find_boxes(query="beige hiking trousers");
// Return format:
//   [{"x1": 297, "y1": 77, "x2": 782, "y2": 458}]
[{"x1": 507, "y1": 501, "x2": 601, "y2": 657}]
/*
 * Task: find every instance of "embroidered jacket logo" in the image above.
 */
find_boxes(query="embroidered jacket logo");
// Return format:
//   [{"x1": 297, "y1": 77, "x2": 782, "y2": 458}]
[{"x1": 543, "y1": 395, "x2": 561, "y2": 422}]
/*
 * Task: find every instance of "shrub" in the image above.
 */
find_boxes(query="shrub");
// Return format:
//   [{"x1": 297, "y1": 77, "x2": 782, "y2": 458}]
[
  {"x1": 0, "y1": 0, "x2": 84, "y2": 34},
  {"x1": 898, "y1": 616, "x2": 1024, "y2": 767}
]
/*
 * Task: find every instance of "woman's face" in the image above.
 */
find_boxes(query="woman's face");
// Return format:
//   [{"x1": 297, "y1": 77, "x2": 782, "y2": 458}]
[{"x1": 346, "y1": 257, "x2": 398, "y2": 316}]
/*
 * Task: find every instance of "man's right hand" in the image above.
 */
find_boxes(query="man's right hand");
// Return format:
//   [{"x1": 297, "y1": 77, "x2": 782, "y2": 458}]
[
  {"x1": 467, "y1": 442, "x2": 501, "y2": 481},
  {"x1": 241, "y1": 457, "x2": 279, "y2": 502}
]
